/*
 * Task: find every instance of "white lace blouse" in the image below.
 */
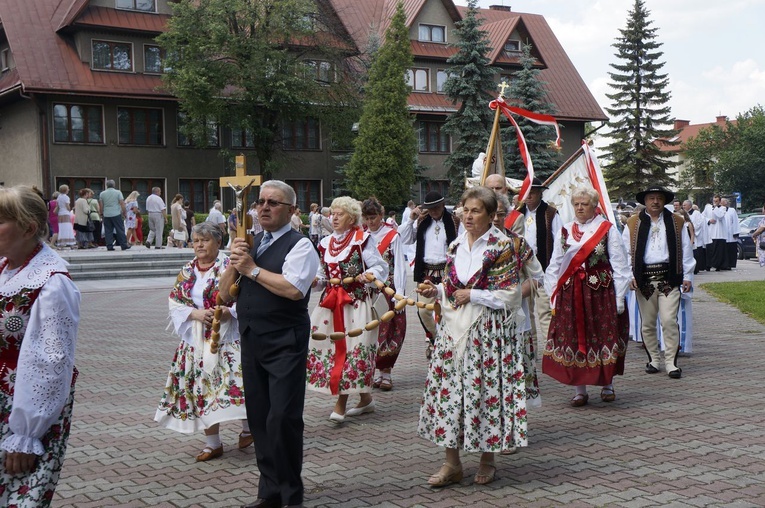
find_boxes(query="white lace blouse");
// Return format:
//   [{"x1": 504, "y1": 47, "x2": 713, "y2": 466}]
[{"x1": 0, "y1": 244, "x2": 80, "y2": 456}]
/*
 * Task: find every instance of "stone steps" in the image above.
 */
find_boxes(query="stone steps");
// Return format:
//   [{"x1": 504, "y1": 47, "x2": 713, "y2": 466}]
[{"x1": 58, "y1": 248, "x2": 196, "y2": 281}]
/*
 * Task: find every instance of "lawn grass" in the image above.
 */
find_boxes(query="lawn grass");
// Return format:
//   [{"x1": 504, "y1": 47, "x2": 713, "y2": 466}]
[{"x1": 701, "y1": 281, "x2": 765, "y2": 324}]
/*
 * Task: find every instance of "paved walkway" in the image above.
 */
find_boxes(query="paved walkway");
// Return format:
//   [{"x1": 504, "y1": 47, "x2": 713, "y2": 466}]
[{"x1": 54, "y1": 259, "x2": 765, "y2": 507}]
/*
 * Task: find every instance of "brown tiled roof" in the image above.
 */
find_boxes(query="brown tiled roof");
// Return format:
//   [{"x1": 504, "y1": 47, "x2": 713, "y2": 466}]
[
  {"x1": 0, "y1": 0, "x2": 170, "y2": 99},
  {"x1": 66, "y1": 6, "x2": 170, "y2": 34},
  {"x1": 408, "y1": 92, "x2": 457, "y2": 114},
  {"x1": 656, "y1": 117, "x2": 733, "y2": 153},
  {"x1": 411, "y1": 40, "x2": 457, "y2": 59}
]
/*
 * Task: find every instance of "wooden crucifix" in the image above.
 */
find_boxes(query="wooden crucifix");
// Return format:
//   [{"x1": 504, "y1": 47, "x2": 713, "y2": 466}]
[{"x1": 219, "y1": 154, "x2": 262, "y2": 248}]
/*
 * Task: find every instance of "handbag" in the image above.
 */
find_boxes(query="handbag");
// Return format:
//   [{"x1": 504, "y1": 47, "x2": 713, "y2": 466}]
[
  {"x1": 759, "y1": 238, "x2": 765, "y2": 251},
  {"x1": 173, "y1": 230, "x2": 187, "y2": 242},
  {"x1": 86, "y1": 217, "x2": 95, "y2": 232}
]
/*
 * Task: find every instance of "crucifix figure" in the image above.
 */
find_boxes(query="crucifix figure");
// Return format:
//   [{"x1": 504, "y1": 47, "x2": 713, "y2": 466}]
[
  {"x1": 219, "y1": 154, "x2": 262, "y2": 248},
  {"x1": 497, "y1": 80, "x2": 510, "y2": 98}
]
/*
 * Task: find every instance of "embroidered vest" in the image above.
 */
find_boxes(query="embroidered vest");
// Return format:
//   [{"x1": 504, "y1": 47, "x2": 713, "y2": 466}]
[
  {"x1": 0, "y1": 286, "x2": 43, "y2": 396},
  {"x1": 627, "y1": 210, "x2": 685, "y2": 288},
  {"x1": 413, "y1": 211, "x2": 457, "y2": 282}
]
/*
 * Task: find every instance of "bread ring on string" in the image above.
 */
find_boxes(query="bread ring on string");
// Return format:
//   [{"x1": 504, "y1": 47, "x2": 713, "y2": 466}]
[
  {"x1": 212, "y1": 321, "x2": 221, "y2": 332},
  {"x1": 312, "y1": 332, "x2": 327, "y2": 341},
  {"x1": 365, "y1": 320, "x2": 380, "y2": 331},
  {"x1": 418, "y1": 283, "x2": 431, "y2": 290},
  {"x1": 406, "y1": 298, "x2": 415, "y2": 306},
  {"x1": 328, "y1": 278, "x2": 342, "y2": 285},
  {"x1": 415, "y1": 301, "x2": 427, "y2": 308},
  {"x1": 229, "y1": 284, "x2": 240, "y2": 297},
  {"x1": 347, "y1": 328, "x2": 363, "y2": 337},
  {"x1": 425, "y1": 303, "x2": 435, "y2": 311},
  {"x1": 214, "y1": 308, "x2": 222, "y2": 320},
  {"x1": 374, "y1": 280, "x2": 386, "y2": 290},
  {"x1": 329, "y1": 332, "x2": 346, "y2": 341},
  {"x1": 365, "y1": 273, "x2": 376, "y2": 282},
  {"x1": 384, "y1": 287, "x2": 395, "y2": 296},
  {"x1": 380, "y1": 310, "x2": 395, "y2": 322},
  {"x1": 394, "y1": 299, "x2": 408, "y2": 311},
  {"x1": 393, "y1": 293, "x2": 405, "y2": 301},
  {"x1": 342, "y1": 276, "x2": 356, "y2": 285}
]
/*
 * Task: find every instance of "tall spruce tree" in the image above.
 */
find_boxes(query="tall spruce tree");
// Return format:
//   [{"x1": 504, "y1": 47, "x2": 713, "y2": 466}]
[
  {"x1": 442, "y1": 0, "x2": 497, "y2": 202},
  {"x1": 503, "y1": 43, "x2": 560, "y2": 181},
  {"x1": 344, "y1": 2, "x2": 416, "y2": 206},
  {"x1": 603, "y1": 0, "x2": 678, "y2": 199}
]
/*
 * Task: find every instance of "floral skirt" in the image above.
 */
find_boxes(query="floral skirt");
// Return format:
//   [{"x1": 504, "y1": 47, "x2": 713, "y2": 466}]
[
  {"x1": 418, "y1": 311, "x2": 539, "y2": 453},
  {"x1": 154, "y1": 340, "x2": 247, "y2": 434},
  {"x1": 307, "y1": 300, "x2": 378, "y2": 395},
  {"x1": 543, "y1": 282, "x2": 629, "y2": 386},
  {"x1": 0, "y1": 371, "x2": 76, "y2": 508}
]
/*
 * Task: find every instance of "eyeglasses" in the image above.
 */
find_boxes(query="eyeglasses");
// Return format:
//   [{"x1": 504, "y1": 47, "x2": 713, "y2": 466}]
[{"x1": 256, "y1": 199, "x2": 293, "y2": 208}]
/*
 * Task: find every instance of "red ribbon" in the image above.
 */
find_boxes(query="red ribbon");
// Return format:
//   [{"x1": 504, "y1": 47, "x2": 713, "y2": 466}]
[
  {"x1": 320, "y1": 284, "x2": 352, "y2": 394},
  {"x1": 572, "y1": 268, "x2": 588, "y2": 355}
]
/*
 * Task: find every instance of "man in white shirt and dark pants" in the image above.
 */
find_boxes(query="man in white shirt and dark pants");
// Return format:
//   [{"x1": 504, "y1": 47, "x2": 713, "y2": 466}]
[
  {"x1": 144, "y1": 187, "x2": 167, "y2": 249},
  {"x1": 623, "y1": 186, "x2": 695, "y2": 379},
  {"x1": 703, "y1": 195, "x2": 728, "y2": 270},
  {"x1": 722, "y1": 197, "x2": 740, "y2": 269}
]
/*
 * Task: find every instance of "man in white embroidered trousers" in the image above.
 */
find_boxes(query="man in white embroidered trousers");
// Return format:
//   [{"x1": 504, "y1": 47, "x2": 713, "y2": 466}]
[{"x1": 623, "y1": 186, "x2": 695, "y2": 379}]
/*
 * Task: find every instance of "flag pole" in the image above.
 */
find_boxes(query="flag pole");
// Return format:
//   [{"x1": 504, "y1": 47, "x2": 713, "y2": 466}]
[{"x1": 480, "y1": 82, "x2": 510, "y2": 185}]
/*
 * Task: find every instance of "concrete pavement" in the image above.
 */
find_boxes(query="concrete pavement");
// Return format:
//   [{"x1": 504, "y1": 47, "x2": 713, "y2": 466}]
[{"x1": 54, "y1": 258, "x2": 765, "y2": 507}]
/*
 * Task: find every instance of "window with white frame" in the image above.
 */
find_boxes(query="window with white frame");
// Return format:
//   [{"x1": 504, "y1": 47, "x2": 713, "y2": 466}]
[
  {"x1": 144, "y1": 45, "x2": 165, "y2": 74},
  {"x1": 92, "y1": 40, "x2": 133, "y2": 71},
  {"x1": 305, "y1": 60, "x2": 335, "y2": 84},
  {"x1": 406, "y1": 68, "x2": 429, "y2": 92},
  {"x1": 0, "y1": 49, "x2": 9, "y2": 72},
  {"x1": 53, "y1": 104, "x2": 104, "y2": 144},
  {"x1": 504, "y1": 39, "x2": 521, "y2": 55},
  {"x1": 116, "y1": 0, "x2": 156, "y2": 12},
  {"x1": 437, "y1": 69, "x2": 450, "y2": 93},
  {"x1": 419, "y1": 24, "x2": 446, "y2": 43}
]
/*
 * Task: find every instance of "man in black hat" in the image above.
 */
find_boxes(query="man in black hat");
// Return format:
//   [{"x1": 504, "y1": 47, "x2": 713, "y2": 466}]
[
  {"x1": 622, "y1": 186, "x2": 695, "y2": 379},
  {"x1": 398, "y1": 190, "x2": 457, "y2": 355},
  {"x1": 518, "y1": 177, "x2": 561, "y2": 344}
]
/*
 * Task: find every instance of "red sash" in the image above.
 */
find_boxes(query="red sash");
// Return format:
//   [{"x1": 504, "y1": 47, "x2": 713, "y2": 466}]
[
  {"x1": 377, "y1": 229, "x2": 397, "y2": 255},
  {"x1": 504, "y1": 210, "x2": 522, "y2": 231},
  {"x1": 550, "y1": 220, "x2": 611, "y2": 355}
]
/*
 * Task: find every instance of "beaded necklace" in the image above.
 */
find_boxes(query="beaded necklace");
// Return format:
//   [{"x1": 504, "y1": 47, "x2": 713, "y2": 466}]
[
  {"x1": 194, "y1": 258, "x2": 216, "y2": 272},
  {"x1": 571, "y1": 222, "x2": 585, "y2": 242},
  {"x1": 0, "y1": 242, "x2": 43, "y2": 280},
  {"x1": 328, "y1": 228, "x2": 356, "y2": 257}
]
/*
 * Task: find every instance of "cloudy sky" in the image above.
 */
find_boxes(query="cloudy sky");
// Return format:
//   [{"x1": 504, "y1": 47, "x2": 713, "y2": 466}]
[{"x1": 475, "y1": 0, "x2": 765, "y2": 125}]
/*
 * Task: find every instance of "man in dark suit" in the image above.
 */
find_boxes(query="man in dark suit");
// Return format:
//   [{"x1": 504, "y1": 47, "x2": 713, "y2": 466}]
[{"x1": 221, "y1": 180, "x2": 319, "y2": 508}]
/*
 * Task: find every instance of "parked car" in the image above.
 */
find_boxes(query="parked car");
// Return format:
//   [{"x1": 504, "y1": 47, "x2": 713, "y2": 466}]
[{"x1": 738, "y1": 214, "x2": 764, "y2": 260}]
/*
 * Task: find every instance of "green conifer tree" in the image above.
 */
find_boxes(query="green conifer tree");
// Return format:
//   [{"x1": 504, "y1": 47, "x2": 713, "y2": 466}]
[
  {"x1": 442, "y1": 0, "x2": 497, "y2": 202},
  {"x1": 345, "y1": 2, "x2": 416, "y2": 206},
  {"x1": 503, "y1": 43, "x2": 560, "y2": 181},
  {"x1": 602, "y1": 0, "x2": 678, "y2": 199}
]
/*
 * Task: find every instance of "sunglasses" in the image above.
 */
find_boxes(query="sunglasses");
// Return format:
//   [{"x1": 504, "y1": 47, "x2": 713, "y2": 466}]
[{"x1": 256, "y1": 199, "x2": 292, "y2": 208}]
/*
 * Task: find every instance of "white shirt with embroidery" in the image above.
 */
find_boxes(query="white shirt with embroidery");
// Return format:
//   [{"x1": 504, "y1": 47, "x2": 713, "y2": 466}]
[{"x1": 0, "y1": 243, "x2": 79, "y2": 456}]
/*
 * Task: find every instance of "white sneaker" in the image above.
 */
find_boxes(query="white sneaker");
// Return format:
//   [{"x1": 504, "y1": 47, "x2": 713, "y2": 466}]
[{"x1": 345, "y1": 400, "x2": 376, "y2": 417}]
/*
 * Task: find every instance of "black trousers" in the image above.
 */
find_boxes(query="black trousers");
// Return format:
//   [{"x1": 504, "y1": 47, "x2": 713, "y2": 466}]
[
  {"x1": 707, "y1": 239, "x2": 729, "y2": 270},
  {"x1": 693, "y1": 247, "x2": 706, "y2": 274},
  {"x1": 241, "y1": 323, "x2": 309, "y2": 506},
  {"x1": 727, "y1": 241, "x2": 738, "y2": 268}
]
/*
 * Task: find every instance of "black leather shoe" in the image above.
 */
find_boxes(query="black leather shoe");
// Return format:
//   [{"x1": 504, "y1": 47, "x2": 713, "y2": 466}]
[
  {"x1": 242, "y1": 499, "x2": 280, "y2": 508},
  {"x1": 668, "y1": 369, "x2": 682, "y2": 379},
  {"x1": 645, "y1": 364, "x2": 660, "y2": 374}
]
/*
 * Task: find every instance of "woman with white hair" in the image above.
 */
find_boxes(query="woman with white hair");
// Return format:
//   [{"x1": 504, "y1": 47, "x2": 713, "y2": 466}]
[
  {"x1": 543, "y1": 186, "x2": 632, "y2": 406},
  {"x1": 306, "y1": 196, "x2": 388, "y2": 423}
]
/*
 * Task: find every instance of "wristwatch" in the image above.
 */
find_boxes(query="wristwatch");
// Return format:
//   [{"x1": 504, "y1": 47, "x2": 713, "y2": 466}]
[{"x1": 250, "y1": 267, "x2": 261, "y2": 280}]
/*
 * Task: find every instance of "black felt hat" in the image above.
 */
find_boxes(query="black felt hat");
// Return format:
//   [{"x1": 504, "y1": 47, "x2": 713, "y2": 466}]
[
  {"x1": 636, "y1": 186, "x2": 675, "y2": 205},
  {"x1": 421, "y1": 191, "x2": 445, "y2": 209},
  {"x1": 529, "y1": 177, "x2": 548, "y2": 190}
]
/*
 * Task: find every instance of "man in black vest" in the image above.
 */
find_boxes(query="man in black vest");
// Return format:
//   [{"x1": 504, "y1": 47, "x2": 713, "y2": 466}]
[
  {"x1": 221, "y1": 180, "x2": 319, "y2": 508},
  {"x1": 518, "y1": 178, "x2": 561, "y2": 344},
  {"x1": 398, "y1": 191, "x2": 457, "y2": 356},
  {"x1": 622, "y1": 186, "x2": 695, "y2": 379}
]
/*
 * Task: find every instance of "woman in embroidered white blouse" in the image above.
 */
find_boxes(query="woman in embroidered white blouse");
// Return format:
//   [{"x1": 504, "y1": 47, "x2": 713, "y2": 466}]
[{"x1": 0, "y1": 185, "x2": 80, "y2": 507}]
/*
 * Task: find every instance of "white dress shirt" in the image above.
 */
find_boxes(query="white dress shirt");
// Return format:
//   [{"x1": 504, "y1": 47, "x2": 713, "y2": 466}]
[
  {"x1": 523, "y1": 204, "x2": 563, "y2": 255},
  {"x1": 622, "y1": 214, "x2": 696, "y2": 283},
  {"x1": 703, "y1": 204, "x2": 728, "y2": 240},
  {"x1": 259, "y1": 222, "x2": 320, "y2": 296},
  {"x1": 398, "y1": 216, "x2": 449, "y2": 264},
  {"x1": 145, "y1": 193, "x2": 166, "y2": 213},
  {"x1": 725, "y1": 207, "x2": 740, "y2": 242}
]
